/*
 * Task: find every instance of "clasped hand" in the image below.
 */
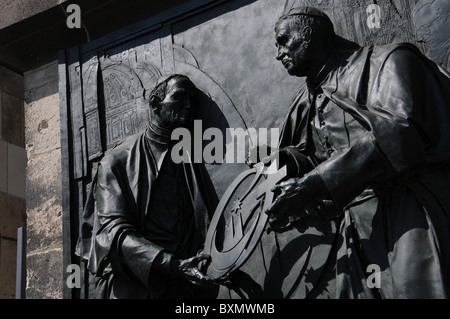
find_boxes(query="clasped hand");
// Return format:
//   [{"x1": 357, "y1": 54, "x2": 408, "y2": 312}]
[{"x1": 171, "y1": 254, "x2": 217, "y2": 286}]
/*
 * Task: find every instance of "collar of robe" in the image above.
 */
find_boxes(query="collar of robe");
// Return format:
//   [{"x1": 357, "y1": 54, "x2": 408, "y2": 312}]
[
  {"x1": 306, "y1": 54, "x2": 336, "y2": 91},
  {"x1": 146, "y1": 122, "x2": 173, "y2": 145},
  {"x1": 306, "y1": 47, "x2": 356, "y2": 91}
]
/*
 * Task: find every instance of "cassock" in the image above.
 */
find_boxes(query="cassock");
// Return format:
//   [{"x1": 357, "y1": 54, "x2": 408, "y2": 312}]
[
  {"x1": 78, "y1": 124, "x2": 219, "y2": 299},
  {"x1": 277, "y1": 42, "x2": 450, "y2": 298}
]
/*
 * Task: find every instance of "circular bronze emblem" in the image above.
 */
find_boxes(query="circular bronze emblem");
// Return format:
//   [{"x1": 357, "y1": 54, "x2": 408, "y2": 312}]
[{"x1": 204, "y1": 162, "x2": 287, "y2": 279}]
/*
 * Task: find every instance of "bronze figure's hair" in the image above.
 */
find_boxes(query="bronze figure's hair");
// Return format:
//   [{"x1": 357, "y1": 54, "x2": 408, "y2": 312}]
[{"x1": 149, "y1": 74, "x2": 196, "y2": 109}]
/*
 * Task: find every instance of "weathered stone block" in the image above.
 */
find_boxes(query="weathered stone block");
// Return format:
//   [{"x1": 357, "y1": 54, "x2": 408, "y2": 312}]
[
  {"x1": 0, "y1": 237, "x2": 18, "y2": 299},
  {"x1": 0, "y1": 192, "x2": 25, "y2": 299},
  {"x1": 26, "y1": 248, "x2": 63, "y2": 299},
  {"x1": 0, "y1": 65, "x2": 24, "y2": 98},
  {"x1": 26, "y1": 147, "x2": 62, "y2": 253},
  {"x1": 24, "y1": 86, "x2": 60, "y2": 158},
  {"x1": 0, "y1": 0, "x2": 68, "y2": 30},
  {"x1": 24, "y1": 61, "x2": 58, "y2": 92},
  {"x1": 1, "y1": 91, "x2": 24, "y2": 147},
  {"x1": 24, "y1": 64, "x2": 62, "y2": 253},
  {"x1": 24, "y1": 62, "x2": 63, "y2": 299},
  {"x1": 7, "y1": 143, "x2": 26, "y2": 199},
  {"x1": 0, "y1": 192, "x2": 26, "y2": 238}
]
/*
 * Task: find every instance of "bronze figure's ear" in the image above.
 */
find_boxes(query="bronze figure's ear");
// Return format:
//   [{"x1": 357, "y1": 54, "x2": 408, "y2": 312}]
[
  {"x1": 149, "y1": 95, "x2": 161, "y2": 112},
  {"x1": 301, "y1": 25, "x2": 312, "y2": 44}
]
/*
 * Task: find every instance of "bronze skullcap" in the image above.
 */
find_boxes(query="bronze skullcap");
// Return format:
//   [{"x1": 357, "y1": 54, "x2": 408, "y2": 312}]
[{"x1": 286, "y1": 6, "x2": 334, "y2": 27}]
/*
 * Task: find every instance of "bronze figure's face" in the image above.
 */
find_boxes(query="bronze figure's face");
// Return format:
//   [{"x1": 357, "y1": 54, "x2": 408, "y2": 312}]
[
  {"x1": 275, "y1": 19, "x2": 312, "y2": 77},
  {"x1": 157, "y1": 77, "x2": 197, "y2": 127}
]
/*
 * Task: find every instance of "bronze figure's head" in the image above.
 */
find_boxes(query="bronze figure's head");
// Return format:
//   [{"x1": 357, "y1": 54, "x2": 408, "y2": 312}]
[
  {"x1": 275, "y1": 6, "x2": 335, "y2": 78},
  {"x1": 149, "y1": 74, "x2": 198, "y2": 128}
]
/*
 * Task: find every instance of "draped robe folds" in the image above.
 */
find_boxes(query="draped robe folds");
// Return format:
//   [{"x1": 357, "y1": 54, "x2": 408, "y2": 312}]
[
  {"x1": 77, "y1": 127, "x2": 219, "y2": 299},
  {"x1": 278, "y1": 43, "x2": 450, "y2": 298}
]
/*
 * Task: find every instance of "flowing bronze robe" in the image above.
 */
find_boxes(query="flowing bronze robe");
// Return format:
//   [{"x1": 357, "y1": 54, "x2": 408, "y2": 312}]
[
  {"x1": 278, "y1": 42, "x2": 450, "y2": 298},
  {"x1": 78, "y1": 127, "x2": 218, "y2": 298}
]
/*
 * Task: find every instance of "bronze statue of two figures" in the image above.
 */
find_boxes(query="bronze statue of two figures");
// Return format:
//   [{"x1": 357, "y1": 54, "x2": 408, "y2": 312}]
[{"x1": 79, "y1": 7, "x2": 450, "y2": 299}]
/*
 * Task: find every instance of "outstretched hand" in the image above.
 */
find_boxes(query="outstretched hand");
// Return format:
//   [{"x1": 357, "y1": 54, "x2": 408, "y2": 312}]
[
  {"x1": 265, "y1": 177, "x2": 309, "y2": 225},
  {"x1": 265, "y1": 173, "x2": 328, "y2": 227}
]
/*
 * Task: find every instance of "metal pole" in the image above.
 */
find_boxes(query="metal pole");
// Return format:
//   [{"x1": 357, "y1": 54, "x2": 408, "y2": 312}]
[{"x1": 16, "y1": 227, "x2": 26, "y2": 299}]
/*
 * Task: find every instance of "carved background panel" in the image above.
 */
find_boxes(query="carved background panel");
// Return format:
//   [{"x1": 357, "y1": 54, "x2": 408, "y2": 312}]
[
  {"x1": 284, "y1": 0, "x2": 450, "y2": 71},
  {"x1": 90, "y1": 28, "x2": 253, "y2": 196},
  {"x1": 60, "y1": 0, "x2": 450, "y2": 298}
]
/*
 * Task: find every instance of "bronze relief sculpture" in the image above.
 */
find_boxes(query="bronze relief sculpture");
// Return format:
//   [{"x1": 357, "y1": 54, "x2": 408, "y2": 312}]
[
  {"x1": 262, "y1": 6, "x2": 450, "y2": 298},
  {"x1": 77, "y1": 5, "x2": 450, "y2": 299}
]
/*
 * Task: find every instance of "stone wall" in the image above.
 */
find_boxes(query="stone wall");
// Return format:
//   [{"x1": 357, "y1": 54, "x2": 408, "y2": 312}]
[
  {"x1": 0, "y1": 0, "x2": 68, "y2": 30},
  {"x1": 24, "y1": 61, "x2": 62, "y2": 299},
  {"x1": 0, "y1": 65, "x2": 26, "y2": 299}
]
